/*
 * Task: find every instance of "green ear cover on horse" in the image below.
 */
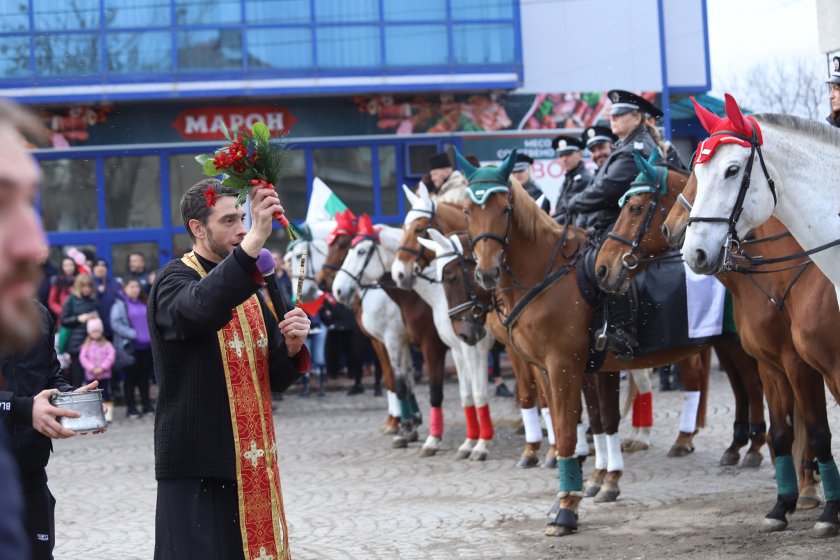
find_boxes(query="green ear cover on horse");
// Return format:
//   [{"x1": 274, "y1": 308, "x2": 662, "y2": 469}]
[
  {"x1": 633, "y1": 149, "x2": 658, "y2": 184},
  {"x1": 455, "y1": 149, "x2": 479, "y2": 180},
  {"x1": 498, "y1": 148, "x2": 517, "y2": 181}
]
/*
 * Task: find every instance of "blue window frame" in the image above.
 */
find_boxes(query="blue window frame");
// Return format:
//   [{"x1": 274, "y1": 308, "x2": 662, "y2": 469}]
[
  {"x1": 35, "y1": 136, "x2": 463, "y2": 268},
  {"x1": 245, "y1": 0, "x2": 311, "y2": 25},
  {"x1": 33, "y1": 0, "x2": 100, "y2": 30},
  {"x1": 107, "y1": 32, "x2": 173, "y2": 73},
  {"x1": 0, "y1": 1, "x2": 29, "y2": 32},
  {"x1": 248, "y1": 27, "x2": 313, "y2": 70},
  {"x1": 385, "y1": 25, "x2": 449, "y2": 67},
  {"x1": 104, "y1": 0, "x2": 172, "y2": 28},
  {"x1": 35, "y1": 34, "x2": 101, "y2": 76},
  {"x1": 315, "y1": 26, "x2": 381, "y2": 68}
]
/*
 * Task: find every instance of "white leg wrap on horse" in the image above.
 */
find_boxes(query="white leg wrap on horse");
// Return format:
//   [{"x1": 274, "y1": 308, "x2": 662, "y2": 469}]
[
  {"x1": 541, "y1": 407, "x2": 555, "y2": 445},
  {"x1": 593, "y1": 433, "x2": 608, "y2": 470},
  {"x1": 521, "y1": 407, "x2": 543, "y2": 443},
  {"x1": 679, "y1": 391, "x2": 701, "y2": 434},
  {"x1": 606, "y1": 433, "x2": 624, "y2": 472},
  {"x1": 575, "y1": 423, "x2": 589, "y2": 456},
  {"x1": 637, "y1": 426, "x2": 651, "y2": 445},
  {"x1": 632, "y1": 368, "x2": 653, "y2": 394},
  {"x1": 387, "y1": 391, "x2": 400, "y2": 417}
]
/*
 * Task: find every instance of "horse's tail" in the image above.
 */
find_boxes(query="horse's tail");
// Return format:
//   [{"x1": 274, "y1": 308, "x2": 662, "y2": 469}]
[
  {"x1": 622, "y1": 372, "x2": 637, "y2": 422},
  {"x1": 792, "y1": 404, "x2": 808, "y2": 484}
]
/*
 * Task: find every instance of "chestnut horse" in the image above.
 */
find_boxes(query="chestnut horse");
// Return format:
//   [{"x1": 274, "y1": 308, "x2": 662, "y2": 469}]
[
  {"x1": 662, "y1": 174, "x2": 840, "y2": 536},
  {"x1": 319, "y1": 219, "x2": 449, "y2": 455},
  {"x1": 459, "y1": 151, "x2": 718, "y2": 537}
]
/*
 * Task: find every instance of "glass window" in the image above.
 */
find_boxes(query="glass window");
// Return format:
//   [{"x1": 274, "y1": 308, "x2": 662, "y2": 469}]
[
  {"x1": 314, "y1": 0, "x2": 378, "y2": 22},
  {"x1": 0, "y1": 1, "x2": 30, "y2": 31},
  {"x1": 169, "y1": 153, "x2": 208, "y2": 227},
  {"x1": 105, "y1": 0, "x2": 171, "y2": 28},
  {"x1": 0, "y1": 36, "x2": 31, "y2": 78},
  {"x1": 246, "y1": 0, "x2": 310, "y2": 25},
  {"x1": 39, "y1": 159, "x2": 98, "y2": 232},
  {"x1": 33, "y1": 0, "x2": 100, "y2": 30},
  {"x1": 175, "y1": 0, "x2": 241, "y2": 25},
  {"x1": 177, "y1": 29, "x2": 242, "y2": 71},
  {"x1": 316, "y1": 26, "x2": 380, "y2": 68},
  {"x1": 383, "y1": 0, "x2": 445, "y2": 21},
  {"x1": 248, "y1": 28, "x2": 312, "y2": 70},
  {"x1": 378, "y1": 146, "x2": 397, "y2": 216},
  {"x1": 451, "y1": 0, "x2": 514, "y2": 20},
  {"x1": 276, "y1": 149, "x2": 307, "y2": 225},
  {"x1": 406, "y1": 144, "x2": 438, "y2": 176},
  {"x1": 452, "y1": 23, "x2": 515, "y2": 65},
  {"x1": 35, "y1": 34, "x2": 101, "y2": 76},
  {"x1": 313, "y1": 147, "x2": 374, "y2": 215},
  {"x1": 385, "y1": 25, "x2": 448, "y2": 66},
  {"x1": 107, "y1": 32, "x2": 172, "y2": 73},
  {"x1": 104, "y1": 156, "x2": 162, "y2": 228},
  {"x1": 111, "y1": 241, "x2": 159, "y2": 279}
]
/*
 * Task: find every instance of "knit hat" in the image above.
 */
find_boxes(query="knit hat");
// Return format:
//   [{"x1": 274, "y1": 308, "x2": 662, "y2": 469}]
[{"x1": 87, "y1": 318, "x2": 104, "y2": 335}]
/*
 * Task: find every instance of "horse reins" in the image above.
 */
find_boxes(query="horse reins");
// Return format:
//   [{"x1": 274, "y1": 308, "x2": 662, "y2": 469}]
[{"x1": 335, "y1": 236, "x2": 389, "y2": 290}]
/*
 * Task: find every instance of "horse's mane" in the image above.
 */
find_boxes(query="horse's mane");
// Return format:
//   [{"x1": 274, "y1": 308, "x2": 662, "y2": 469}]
[
  {"x1": 509, "y1": 177, "x2": 564, "y2": 244},
  {"x1": 754, "y1": 113, "x2": 840, "y2": 147}
]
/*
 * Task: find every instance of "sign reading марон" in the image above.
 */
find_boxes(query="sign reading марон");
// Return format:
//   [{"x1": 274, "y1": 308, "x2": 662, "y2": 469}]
[{"x1": 170, "y1": 105, "x2": 297, "y2": 141}]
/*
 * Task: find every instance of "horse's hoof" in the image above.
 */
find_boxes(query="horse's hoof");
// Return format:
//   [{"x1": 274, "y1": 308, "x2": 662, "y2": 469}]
[
  {"x1": 545, "y1": 508, "x2": 578, "y2": 536},
  {"x1": 740, "y1": 450, "x2": 763, "y2": 468},
  {"x1": 542, "y1": 456, "x2": 558, "y2": 470},
  {"x1": 625, "y1": 441, "x2": 649, "y2": 453},
  {"x1": 594, "y1": 488, "x2": 620, "y2": 503},
  {"x1": 517, "y1": 455, "x2": 539, "y2": 469},
  {"x1": 469, "y1": 450, "x2": 488, "y2": 461},
  {"x1": 583, "y1": 484, "x2": 601, "y2": 498},
  {"x1": 812, "y1": 521, "x2": 840, "y2": 538},
  {"x1": 798, "y1": 494, "x2": 822, "y2": 510},
  {"x1": 381, "y1": 424, "x2": 399, "y2": 435},
  {"x1": 545, "y1": 524, "x2": 575, "y2": 537},
  {"x1": 620, "y1": 438, "x2": 635, "y2": 451},
  {"x1": 419, "y1": 446, "x2": 438, "y2": 458},
  {"x1": 719, "y1": 450, "x2": 740, "y2": 466},
  {"x1": 760, "y1": 517, "x2": 788, "y2": 533},
  {"x1": 454, "y1": 449, "x2": 471, "y2": 460},
  {"x1": 406, "y1": 430, "x2": 419, "y2": 443},
  {"x1": 667, "y1": 444, "x2": 694, "y2": 458},
  {"x1": 392, "y1": 436, "x2": 408, "y2": 449}
]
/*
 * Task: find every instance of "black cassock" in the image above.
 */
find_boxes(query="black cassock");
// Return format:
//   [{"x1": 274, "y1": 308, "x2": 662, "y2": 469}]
[{"x1": 149, "y1": 247, "x2": 308, "y2": 560}]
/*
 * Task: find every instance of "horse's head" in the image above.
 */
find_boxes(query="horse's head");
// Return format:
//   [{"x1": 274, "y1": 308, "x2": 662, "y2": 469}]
[
  {"x1": 418, "y1": 229, "x2": 489, "y2": 345},
  {"x1": 285, "y1": 222, "x2": 331, "y2": 302},
  {"x1": 332, "y1": 215, "x2": 384, "y2": 305},
  {"x1": 392, "y1": 183, "x2": 435, "y2": 289},
  {"x1": 460, "y1": 149, "x2": 518, "y2": 290},
  {"x1": 596, "y1": 150, "x2": 687, "y2": 293},
  {"x1": 683, "y1": 94, "x2": 776, "y2": 275},
  {"x1": 316, "y1": 208, "x2": 356, "y2": 292},
  {"x1": 662, "y1": 172, "x2": 697, "y2": 249}
]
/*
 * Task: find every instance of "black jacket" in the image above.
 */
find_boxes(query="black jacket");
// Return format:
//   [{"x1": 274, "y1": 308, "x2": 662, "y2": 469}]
[
  {"x1": 60, "y1": 294, "x2": 99, "y2": 354},
  {"x1": 319, "y1": 295, "x2": 357, "y2": 331},
  {"x1": 553, "y1": 161, "x2": 593, "y2": 225},
  {"x1": 0, "y1": 301, "x2": 73, "y2": 485},
  {"x1": 568, "y1": 124, "x2": 657, "y2": 232},
  {"x1": 521, "y1": 179, "x2": 550, "y2": 213}
]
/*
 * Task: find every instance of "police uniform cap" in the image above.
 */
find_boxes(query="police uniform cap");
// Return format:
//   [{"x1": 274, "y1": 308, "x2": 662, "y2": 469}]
[
  {"x1": 828, "y1": 56, "x2": 840, "y2": 85},
  {"x1": 551, "y1": 135, "x2": 585, "y2": 155},
  {"x1": 607, "y1": 89, "x2": 663, "y2": 119},
  {"x1": 512, "y1": 153, "x2": 534, "y2": 172},
  {"x1": 581, "y1": 125, "x2": 617, "y2": 148}
]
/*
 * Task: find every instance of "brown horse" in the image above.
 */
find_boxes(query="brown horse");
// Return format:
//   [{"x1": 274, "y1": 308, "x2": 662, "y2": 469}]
[
  {"x1": 318, "y1": 227, "x2": 450, "y2": 456},
  {"x1": 659, "y1": 173, "x2": 840, "y2": 536},
  {"x1": 459, "y1": 152, "x2": 720, "y2": 536}
]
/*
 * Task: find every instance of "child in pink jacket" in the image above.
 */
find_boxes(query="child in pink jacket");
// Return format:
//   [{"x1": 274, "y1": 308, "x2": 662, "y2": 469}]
[{"x1": 79, "y1": 318, "x2": 116, "y2": 421}]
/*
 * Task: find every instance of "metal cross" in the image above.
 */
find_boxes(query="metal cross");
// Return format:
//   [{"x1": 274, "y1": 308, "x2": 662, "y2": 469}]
[
  {"x1": 227, "y1": 331, "x2": 245, "y2": 358},
  {"x1": 256, "y1": 329, "x2": 268, "y2": 354},
  {"x1": 243, "y1": 440, "x2": 265, "y2": 468},
  {"x1": 254, "y1": 547, "x2": 274, "y2": 560}
]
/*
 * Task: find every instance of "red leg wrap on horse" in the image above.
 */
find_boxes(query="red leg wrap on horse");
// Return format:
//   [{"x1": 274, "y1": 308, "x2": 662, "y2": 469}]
[
  {"x1": 464, "y1": 406, "x2": 479, "y2": 440},
  {"x1": 477, "y1": 405, "x2": 494, "y2": 440},
  {"x1": 429, "y1": 406, "x2": 444, "y2": 438},
  {"x1": 632, "y1": 393, "x2": 641, "y2": 428},
  {"x1": 635, "y1": 392, "x2": 653, "y2": 428}
]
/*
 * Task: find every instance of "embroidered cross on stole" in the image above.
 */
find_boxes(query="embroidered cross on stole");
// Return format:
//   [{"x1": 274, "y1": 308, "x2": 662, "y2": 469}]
[{"x1": 181, "y1": 252, "x2": 290, "y2": 560}]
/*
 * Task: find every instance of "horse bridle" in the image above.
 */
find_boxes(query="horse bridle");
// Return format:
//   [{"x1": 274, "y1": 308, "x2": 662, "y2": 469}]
[
  {"x1": 437, "y1": 246, "x2": 494, "y2": 325},
  {"x1": 467, "y1": 191, "x2": 520, "y2": 289},
  {"x1": 335, "y1": 236, "x2": 388, "y2": 290},
  {"x1": 289, "y1": 239, "x2": 326, "y2": 284},
  {"x1": 397, "y1": 203, "x2": 438, "y2": 284},
  {"x1": 606, "y1": 170, "x2": 670, "y2": 271},
  {"x1": 685, "y1": 124, "x2": 777, "y2": 264}
]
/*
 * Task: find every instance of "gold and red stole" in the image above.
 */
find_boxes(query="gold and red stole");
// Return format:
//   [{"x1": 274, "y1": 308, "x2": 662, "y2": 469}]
[{"x1": 181, "y1": 252, "x2": 290, "y2": 560}]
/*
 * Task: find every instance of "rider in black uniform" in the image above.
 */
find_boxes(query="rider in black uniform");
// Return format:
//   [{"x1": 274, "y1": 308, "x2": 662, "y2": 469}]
[
  {"x1": 827, "y1": 56, "x2": 840, "y2": 128},
  {"x1": 551, "y1": 135, "x2": 593, "y2": 225}
]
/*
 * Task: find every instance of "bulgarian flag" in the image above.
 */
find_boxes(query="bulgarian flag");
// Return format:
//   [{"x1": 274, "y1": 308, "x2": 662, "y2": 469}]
[{"x1": 305, "y1": 177, "x2": 348, "y2": 224}]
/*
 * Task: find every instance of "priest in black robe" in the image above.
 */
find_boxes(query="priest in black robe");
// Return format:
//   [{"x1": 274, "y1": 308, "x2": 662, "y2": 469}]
[{"x1": 150, "y1": 179, "x2": 311, "y2": 560}]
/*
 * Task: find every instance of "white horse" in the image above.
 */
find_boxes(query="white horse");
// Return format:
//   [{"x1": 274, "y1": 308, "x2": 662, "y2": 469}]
[
  {"x1": 682, "y1": 94, "x2": 840, "y2": 308},
  {"x1": 285, "y1": 221, "x2": 333, "y2": 303},
  {"x1": 338, "y1": 223, "x2": 496, "y2": 460}
]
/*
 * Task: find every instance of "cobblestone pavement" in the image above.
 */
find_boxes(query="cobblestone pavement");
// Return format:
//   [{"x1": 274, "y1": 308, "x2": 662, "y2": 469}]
[{"x1": 49, "y1": 371, "x2": 840, "y2": 559}]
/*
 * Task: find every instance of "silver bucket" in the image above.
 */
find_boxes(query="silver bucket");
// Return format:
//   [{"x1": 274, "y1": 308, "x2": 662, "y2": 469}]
[{"x1": 50, "y1": 389, "x2": 108, "y2": 433}]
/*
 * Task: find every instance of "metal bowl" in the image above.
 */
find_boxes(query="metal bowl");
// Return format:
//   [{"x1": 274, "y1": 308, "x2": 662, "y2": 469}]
[{"x1": 50, "y1": 389, "x2": 108, "y2": 433}]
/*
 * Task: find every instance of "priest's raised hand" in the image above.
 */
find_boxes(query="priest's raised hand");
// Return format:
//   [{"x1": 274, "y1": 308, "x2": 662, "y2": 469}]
[{"x1": 240, "y1": 184, "x2": 284, "y2": 258}]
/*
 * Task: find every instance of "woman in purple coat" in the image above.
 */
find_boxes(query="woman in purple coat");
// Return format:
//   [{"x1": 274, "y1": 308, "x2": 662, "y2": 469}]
[{"x1": 111, "y1": 278, "x2": 154, "y2": 418}]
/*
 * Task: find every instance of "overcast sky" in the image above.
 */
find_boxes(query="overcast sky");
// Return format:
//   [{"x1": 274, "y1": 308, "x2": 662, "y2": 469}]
[{"x1": 706, "y1": 0, "x2": 824, "y2": 94}]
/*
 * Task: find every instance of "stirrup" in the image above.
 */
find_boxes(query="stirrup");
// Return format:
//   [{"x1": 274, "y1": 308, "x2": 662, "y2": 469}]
[{"x1": 594, "y1": 317, "x2": 609, "y2": 351}]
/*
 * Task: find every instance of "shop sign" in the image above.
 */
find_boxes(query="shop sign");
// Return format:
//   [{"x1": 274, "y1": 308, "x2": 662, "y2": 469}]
[{"x1": 171, "y1": 105, "x2": 297, "y2": 140}]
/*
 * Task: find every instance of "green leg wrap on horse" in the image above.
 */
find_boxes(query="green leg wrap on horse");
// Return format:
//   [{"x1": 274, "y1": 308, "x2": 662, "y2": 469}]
[
  {"x1": 558, "y1": 457, "x2": 583, "y2": 493},
  {"x1": 408, "y1": 393, "x2": 420, "y2": 416},
  {"x1": 775, "y1": 455, "x2": 798, "y2": 496},
  {"x1": 819, "y1": 459, "x2": 840, "y2": 501},
  {"x1": 399, "y1": 398, "x2": 412, "y2": 421}
]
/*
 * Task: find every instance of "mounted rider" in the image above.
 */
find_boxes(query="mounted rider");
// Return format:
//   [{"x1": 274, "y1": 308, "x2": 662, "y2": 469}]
[
  {"x1": 428, "y1": 152, "x2": 468, "y2": 202},
  {"x1": 567, "y1": 90, "x2": 661, "y2": 358},
  {"x1": 827, "y1": 56, "x2": 840, "y2": 128},
  {"x1": 552, "y1": 135, "x2": 593, "y2": 225},
  {"x1": 582, "y1": 125, "x2": 617, "y2": 171},
  {"x1": 512, "y1": 153, "x2": 550, "y2": 213}
]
